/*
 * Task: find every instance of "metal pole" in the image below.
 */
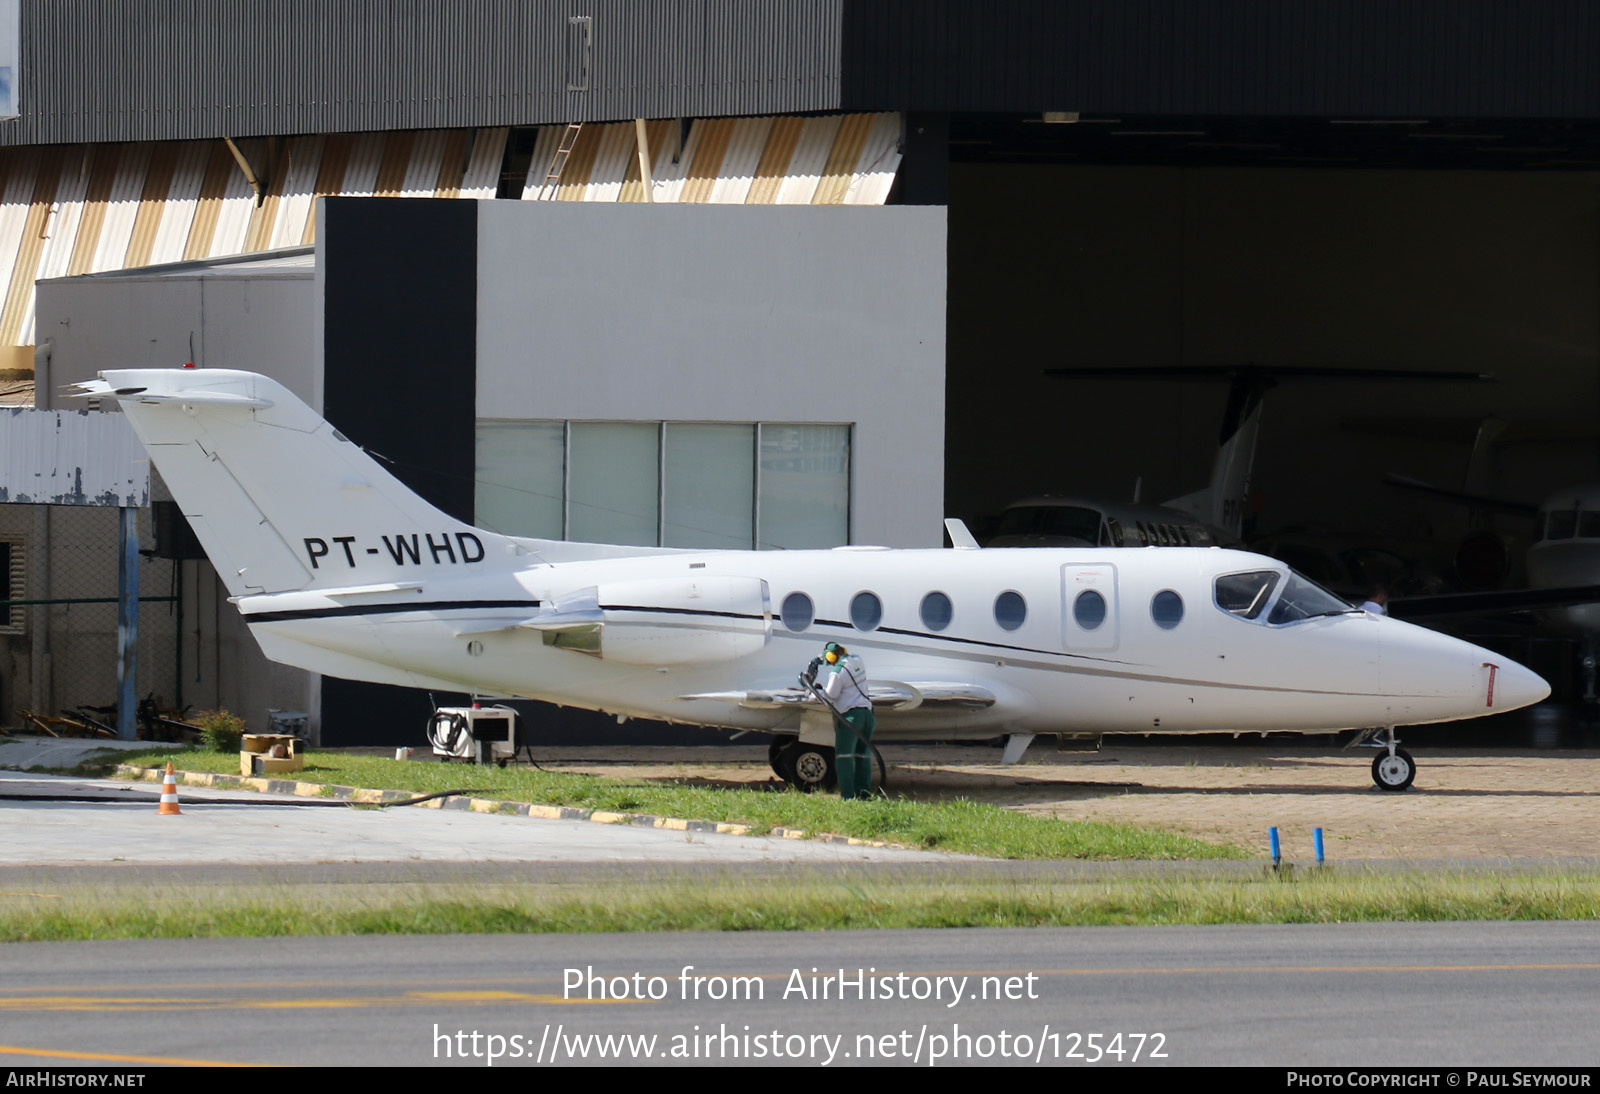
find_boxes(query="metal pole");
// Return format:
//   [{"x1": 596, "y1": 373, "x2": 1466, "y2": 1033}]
[{"x1": 116, "y1": 506, "x2": 139, "y2": 740}]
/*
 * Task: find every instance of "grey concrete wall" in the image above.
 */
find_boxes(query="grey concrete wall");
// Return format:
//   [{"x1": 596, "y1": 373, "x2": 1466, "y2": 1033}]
[
  {"x1": 26, "y1": 269, "x2": 322, "y2": 739},
  {"x1": 475, "y1": 201, "x2": 948, "y2": 548}
]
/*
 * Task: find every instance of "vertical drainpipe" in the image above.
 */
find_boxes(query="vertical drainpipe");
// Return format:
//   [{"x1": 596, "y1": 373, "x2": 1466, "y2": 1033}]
[
  {"x1": 116, "y1": 505, "x2": 139, "y2": 739},
  {"x1": 30, "y1": 340, "x2": 51, "y2": 714}
]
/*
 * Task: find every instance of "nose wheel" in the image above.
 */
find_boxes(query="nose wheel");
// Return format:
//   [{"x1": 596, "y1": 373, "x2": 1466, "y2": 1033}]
[{"x1": 1371, "y1": 748, "x2": 1416, "y2": 791}]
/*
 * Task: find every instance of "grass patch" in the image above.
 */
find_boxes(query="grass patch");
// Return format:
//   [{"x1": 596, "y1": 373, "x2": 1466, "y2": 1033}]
[
  {"x1": 0, "y1": 871, "x2": 1597, "y2": 941},
  {"x1": 80, "y1": 747, "x2": 1242, "y2": 862}
]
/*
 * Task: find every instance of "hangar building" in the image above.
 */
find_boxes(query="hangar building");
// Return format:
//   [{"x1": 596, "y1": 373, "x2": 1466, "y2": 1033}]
[{"x1": 5, "y1": 1, "x2": 1600, "y2": 741}]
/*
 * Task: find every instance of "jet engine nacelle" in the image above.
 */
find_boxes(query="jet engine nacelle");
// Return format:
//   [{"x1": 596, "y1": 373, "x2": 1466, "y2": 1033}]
[{"x1": 536, "y1": 576, "x2": 772, "y2": 666}]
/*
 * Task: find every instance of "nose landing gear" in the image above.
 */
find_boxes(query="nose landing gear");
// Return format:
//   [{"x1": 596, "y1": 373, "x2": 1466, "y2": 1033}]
[
  {"x1": 1358, "y1": 725, "x2": 1416, "y2": 791},
  {"x1": 1371, "y1": 747, "x2": 1416, "y2": 791}
]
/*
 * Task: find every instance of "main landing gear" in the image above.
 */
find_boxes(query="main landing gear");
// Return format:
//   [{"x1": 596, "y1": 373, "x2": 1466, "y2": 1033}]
[
  {"x1": 1357, "y1": 726, "x2": 1415, "y2": 791},
  {"x1": 768, "y1": 737, "x2": 837, "y2": 793}
]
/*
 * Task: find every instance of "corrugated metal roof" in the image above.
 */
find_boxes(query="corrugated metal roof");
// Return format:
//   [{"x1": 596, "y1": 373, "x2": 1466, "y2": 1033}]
[
  {"x1": 0, "y1": 127, "x2": 510, "y2": 347},
  {"x1": 0, "y1": 408, "x2": 149, "y2": 507}
]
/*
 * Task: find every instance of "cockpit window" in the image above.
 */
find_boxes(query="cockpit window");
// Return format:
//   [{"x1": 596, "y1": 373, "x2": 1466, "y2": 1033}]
[
  {"x1": 1266, "y1": 572, "x2": 1356, "y2": 625},
  {"x1": 1580, "y1": 512, "x2": 1600, "y2": 539},
  {"x1": 1215, "y1": 571, "x2": 1280, "y2": 619},
  {"x1": 1547, "y1": 510, "x2": 1577, "y2": 541}
]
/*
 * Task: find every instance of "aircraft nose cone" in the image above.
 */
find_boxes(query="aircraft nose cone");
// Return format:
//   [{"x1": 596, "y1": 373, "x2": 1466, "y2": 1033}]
[{"x1": 1488, "y1": 659, "x2": 1551, "y2": 713}]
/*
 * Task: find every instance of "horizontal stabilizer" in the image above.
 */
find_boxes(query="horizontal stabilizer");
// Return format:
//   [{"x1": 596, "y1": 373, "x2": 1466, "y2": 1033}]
[{"x1": 70, "y1": 378, "x2": 273, "y2": 408}]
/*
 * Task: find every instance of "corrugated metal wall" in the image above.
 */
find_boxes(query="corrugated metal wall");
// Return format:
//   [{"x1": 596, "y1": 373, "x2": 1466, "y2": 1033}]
[
  {"x1": 0, "y1": 127, "x2": 508, "y2": 348},
  {"x1": 0, "y1": 408, "x2": 148, "y2": 506},
  {"x1": 9, "y1": 0, "x2": 843, "y2": 146},
  {"x1": 519, "y1": 113, "x2": 901, "y2": 205},
  {"x1": 841, "y1": 0, "x2": 1600, "y2": 117}
]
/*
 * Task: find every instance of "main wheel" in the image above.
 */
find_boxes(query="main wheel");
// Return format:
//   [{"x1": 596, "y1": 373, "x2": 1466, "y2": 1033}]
[
  {"x1": 768, "y1": 737, "x2": 792, "y2": 778},
  {"x1": 1372, "y1": 748, "x2": 1416, "y2": 791},
  {"x1": 779, "y1": 741, "x2": 837, "y2": 792}
]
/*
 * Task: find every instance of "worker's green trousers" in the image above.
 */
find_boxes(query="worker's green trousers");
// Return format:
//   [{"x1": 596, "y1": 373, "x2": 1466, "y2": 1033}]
[{"x1": 835, "y1": 707, "x2": 877, "y2": 800}]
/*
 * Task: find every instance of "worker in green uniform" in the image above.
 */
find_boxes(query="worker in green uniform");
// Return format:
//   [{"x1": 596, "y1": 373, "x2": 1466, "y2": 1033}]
[{"x1": 814, "y1": 641, "x2": 875, "y2": 800}]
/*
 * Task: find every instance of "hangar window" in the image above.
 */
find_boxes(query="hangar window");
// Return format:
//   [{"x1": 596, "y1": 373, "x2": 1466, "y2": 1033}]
[
  {"x1": 781, "y1": 592, "x2": 814, "y2": 632},
  {"x1": 1151, "y1": 590, "x2": 1183, "y2": 629},
  {"x1": 920, "y1": 591, "x2": 953, "y2": 632},
  {"x1": 850, "y1": 591, "x2": 882, "y2": 631},
  {"x1": 474, "y1": 420, "x2": 850, "y2": 550},
  {"x1": 1073, "y1": 589, "x2": 1106, "y2": 630},
  {"x1": 994, "y1": 590, "x2": 1027, "y2": 631},
  {"x1": 1214, "y1": 570, "x2": 1280, "y2": 620}
]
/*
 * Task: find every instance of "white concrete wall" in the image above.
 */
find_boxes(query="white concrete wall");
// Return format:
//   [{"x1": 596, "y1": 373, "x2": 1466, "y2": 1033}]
[{"x1": 475, "y1": 202, "x2": 948, "y2": 548}]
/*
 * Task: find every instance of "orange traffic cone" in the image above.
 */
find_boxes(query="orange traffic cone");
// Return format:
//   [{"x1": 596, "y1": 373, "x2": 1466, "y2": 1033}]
[{"x1": 157, "y1": 762, "x2": 182, "y2": 816}]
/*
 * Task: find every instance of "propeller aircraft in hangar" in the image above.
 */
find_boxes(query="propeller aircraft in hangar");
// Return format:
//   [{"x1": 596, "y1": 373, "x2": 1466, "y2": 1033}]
[{"x1": 73, "y1": 368, "x2": 1551, "y2": 792}]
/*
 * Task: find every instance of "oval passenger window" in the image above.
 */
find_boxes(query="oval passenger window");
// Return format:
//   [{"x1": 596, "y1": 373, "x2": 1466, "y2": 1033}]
[
  {"x1": 1074, "y1": 589, "x2": 1106, "y2": 630},
  {"x1": 920, "y1": 591, "x2": 953, "y2": 632},
  {"x1": 781, "y1": 592, "x2": 813, "y2": 632},
  {"x1": 1151, "y1": 589, "x2": 1183, "y2": 630},
  {"x1": 994, "y1": 590, "x2": 1027, "y2": 631},
  {"x1": 850, "y1": 591, "x2": 883, "y2": 631}
]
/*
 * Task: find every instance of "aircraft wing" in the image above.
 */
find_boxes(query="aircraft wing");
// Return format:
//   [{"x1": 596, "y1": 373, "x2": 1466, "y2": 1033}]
[
  {"x1": 678, "y1": 681, "x2": 996, "y2": 712},
  {"x1": 1389, "y1": 585, "x2": 1600, "y2": 620}
]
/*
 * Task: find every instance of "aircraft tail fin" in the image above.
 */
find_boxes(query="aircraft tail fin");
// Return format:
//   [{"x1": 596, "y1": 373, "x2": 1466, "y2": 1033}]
[
  {"x1": 1163, "y1": 380, "x2": 1263, "y2": 541},
  {"x1": 74, "y1": 369, "x2": 666, "y2": 598}
]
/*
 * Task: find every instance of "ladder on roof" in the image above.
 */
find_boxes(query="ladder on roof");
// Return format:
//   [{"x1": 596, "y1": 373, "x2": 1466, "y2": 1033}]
[{"x1": 536, "y1": 123, "x2": 584, "y2": 200}]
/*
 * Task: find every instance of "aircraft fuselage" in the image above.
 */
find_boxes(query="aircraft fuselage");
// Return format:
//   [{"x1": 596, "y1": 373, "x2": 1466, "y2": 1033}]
[{"x1": 240, "y1": 545, "x2": 1542, "y2": 740}]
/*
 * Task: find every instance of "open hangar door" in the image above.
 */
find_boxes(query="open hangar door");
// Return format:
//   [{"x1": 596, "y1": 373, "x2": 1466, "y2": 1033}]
[{"x1": 942, "y1": 120, "x2": 1600, "y2": 704}]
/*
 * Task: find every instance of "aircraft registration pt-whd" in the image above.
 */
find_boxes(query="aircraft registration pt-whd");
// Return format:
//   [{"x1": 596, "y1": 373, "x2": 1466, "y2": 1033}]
[{"x1": 74, "y1": 369, "x2": 1551, "y2": 792}]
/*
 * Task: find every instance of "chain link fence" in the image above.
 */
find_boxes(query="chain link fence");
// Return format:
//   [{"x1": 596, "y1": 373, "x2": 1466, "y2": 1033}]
[{"x1": 1, "y1": 502, "x2": 183, "y2": 732}]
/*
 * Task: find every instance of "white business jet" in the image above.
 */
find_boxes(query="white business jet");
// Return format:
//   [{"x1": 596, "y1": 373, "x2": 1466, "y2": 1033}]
[{"x1": 74, "y1": 369, "x2": 1550, "y2": 792}]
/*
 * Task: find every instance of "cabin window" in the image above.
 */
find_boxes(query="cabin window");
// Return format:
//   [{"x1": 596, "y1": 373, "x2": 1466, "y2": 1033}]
[
  {"x1": 994, "y1": 590, "x2": 1027, "y2": 631},
  {"x1": 780, "y1": 592, "x2": 814, "y2": 632},
  {"x1": 920, "y1": 591, "x2": 953, "y2": 632},
  {"x1": 1151, "y1": 589, "x2": 1183, "y2": 629},
  {"x1": 1214, "y1": 570, "x2": 1281, "y2": 620},
  {"x1": 1073, "y1": 589, "x2": 1107, "y2": 630},
  {"x1": 850, "y1": 591, "x2": 883, "y2": 631},
  {"x1": 1266, "y1": 573, "x2": 1355, "y2": 625}
]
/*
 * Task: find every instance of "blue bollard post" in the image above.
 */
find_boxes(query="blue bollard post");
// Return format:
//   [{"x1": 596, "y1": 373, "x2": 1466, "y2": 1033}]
[
  {"x1": 1313, "y1": 827, "x2": 1325, "y2": 864},
  {"x1": 1269, "y1": 826, "x2": 1281, "y2": 866}
]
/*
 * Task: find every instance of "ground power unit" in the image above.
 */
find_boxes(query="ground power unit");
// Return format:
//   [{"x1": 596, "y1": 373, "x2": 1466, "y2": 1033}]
[{"x1": 427, "y1": 705, "x2": 519, "y2": 766}]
